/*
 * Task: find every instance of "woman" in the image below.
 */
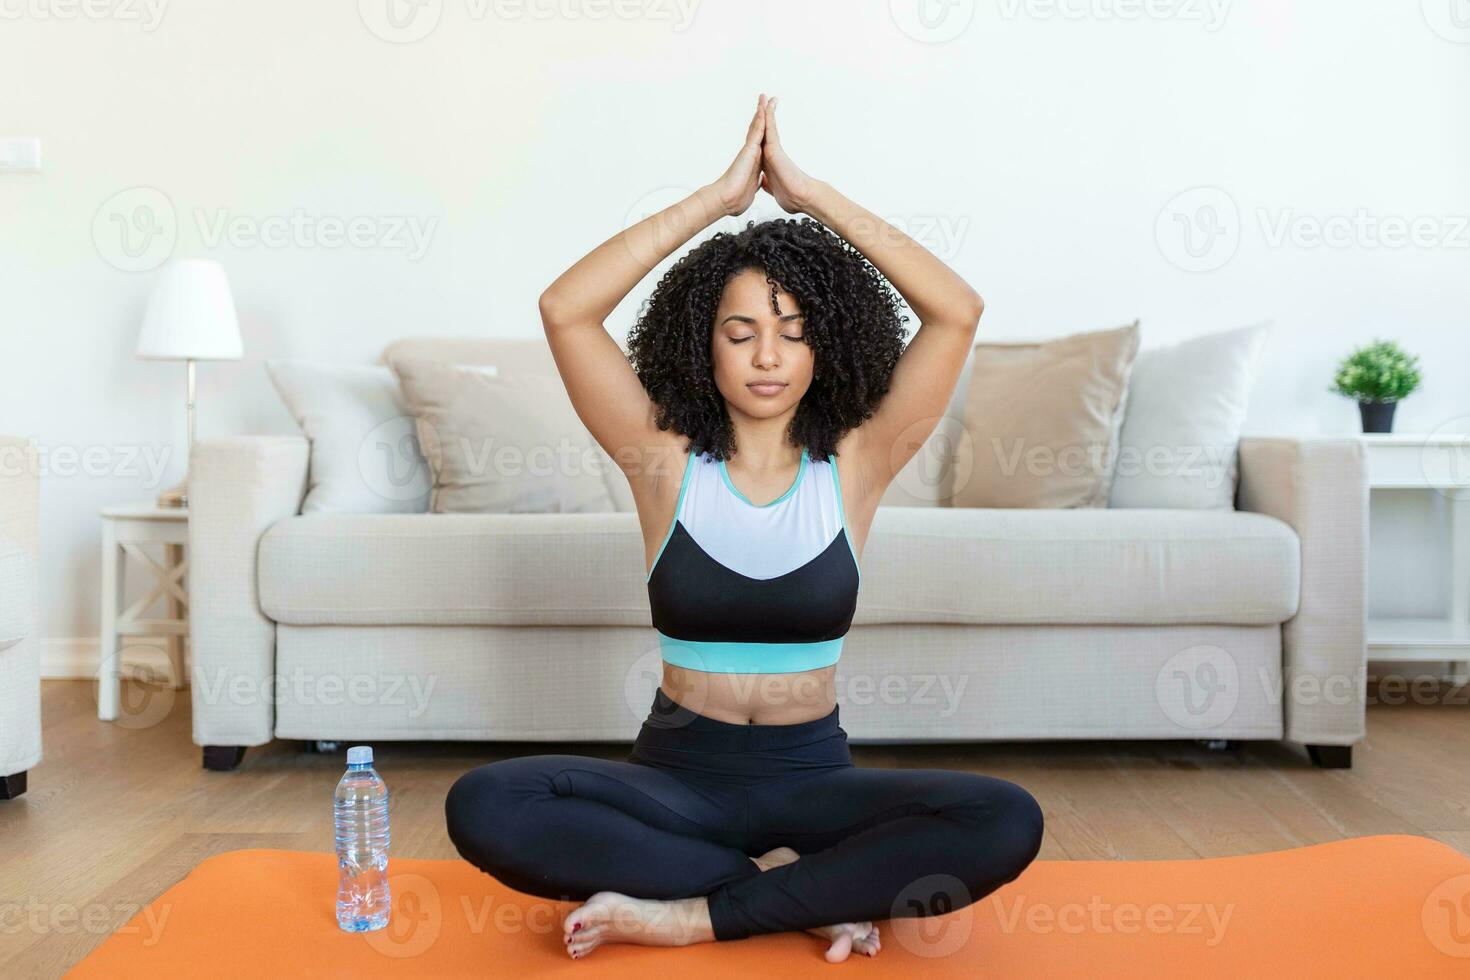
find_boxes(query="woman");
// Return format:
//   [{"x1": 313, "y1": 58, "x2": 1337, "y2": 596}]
[{"x1": 444, "y1": 94, "x2": 1044, "y2": 962}]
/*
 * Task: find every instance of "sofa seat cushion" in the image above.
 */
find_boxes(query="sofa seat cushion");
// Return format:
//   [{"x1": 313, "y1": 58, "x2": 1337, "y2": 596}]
[
  {"x1": 0, "y1": 532, "x2": 34, "y2": 651},
  {"x1": 257, "y1": 507, "x2": 1299, "y2": 628}
]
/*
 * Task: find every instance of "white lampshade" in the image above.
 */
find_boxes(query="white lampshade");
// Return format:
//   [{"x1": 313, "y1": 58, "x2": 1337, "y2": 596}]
[{"x1": 136, "y1": 258, "x2": 243, "y2": 361}]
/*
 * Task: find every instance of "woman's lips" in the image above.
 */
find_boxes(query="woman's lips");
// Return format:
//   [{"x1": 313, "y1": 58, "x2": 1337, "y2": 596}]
[{"x1": 747, "y1": 382, "x2": 787, "y2": 396}]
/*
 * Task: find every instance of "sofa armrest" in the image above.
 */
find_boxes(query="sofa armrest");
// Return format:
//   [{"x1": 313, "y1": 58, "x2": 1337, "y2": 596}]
[
  {"x1": 1236, "y1": 435, "x2": 1368, "y2": 746},
  {"x1": 0, "y1": 437, "x2": 41, "y2": 776},
  {"x1": 189, "y1": 435, "x2": 309, "y2": 747}
]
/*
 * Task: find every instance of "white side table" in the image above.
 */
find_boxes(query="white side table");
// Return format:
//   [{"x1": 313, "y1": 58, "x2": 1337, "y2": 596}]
[
  {"x1": 99, "y1": 503, "x2": 189, "y2": 722},
  {"x1": 1361, "y1": 434, "x2": 1470, "y2": 684}
]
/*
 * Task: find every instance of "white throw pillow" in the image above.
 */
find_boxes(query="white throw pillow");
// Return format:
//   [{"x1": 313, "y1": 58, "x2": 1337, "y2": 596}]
[
  {"x1": 264, "y1": 359, "x2": 433, "y2": 514},
  {"x1": 1107, "y1": 322, "x2": 1271, "y2": 510}
]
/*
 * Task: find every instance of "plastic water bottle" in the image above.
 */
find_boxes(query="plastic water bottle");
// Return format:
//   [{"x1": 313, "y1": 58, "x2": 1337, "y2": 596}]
[{"x1": 334, "y1": 745, "x2": 392, "y2": 932}]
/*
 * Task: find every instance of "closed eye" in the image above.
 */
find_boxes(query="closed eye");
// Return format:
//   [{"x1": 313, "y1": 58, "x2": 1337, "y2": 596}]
[{"x1": 729, "y1": 336, "x2": 805, "y2": 344}]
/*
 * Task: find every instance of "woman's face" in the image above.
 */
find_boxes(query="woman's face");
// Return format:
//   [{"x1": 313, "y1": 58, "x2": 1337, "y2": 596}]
[{"x1": 710, "y1": 267, "x2": 814, "y2": 421}]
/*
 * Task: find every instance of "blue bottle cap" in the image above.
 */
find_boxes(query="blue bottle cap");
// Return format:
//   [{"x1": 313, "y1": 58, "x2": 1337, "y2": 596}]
[{"x1": 346, "y1": 745, "x2": 373, "y2": 766}]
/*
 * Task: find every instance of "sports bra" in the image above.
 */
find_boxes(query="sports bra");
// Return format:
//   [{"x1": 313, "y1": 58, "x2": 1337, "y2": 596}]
[{"x1": 645, "y1": 446, "x2": 861, "y2": 674}]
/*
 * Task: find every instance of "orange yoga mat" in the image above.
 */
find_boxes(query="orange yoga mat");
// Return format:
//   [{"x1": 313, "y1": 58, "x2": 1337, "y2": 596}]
[{"x1": 68, "y1": 835, "x2": 1470, "y2": 978}]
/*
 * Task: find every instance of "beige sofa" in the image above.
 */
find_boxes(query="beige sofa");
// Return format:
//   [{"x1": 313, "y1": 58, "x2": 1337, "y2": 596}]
[
  {"x1": 188, "y1": 340, "x2": 1369, "y2": 771},
  {"x1": 1, "y1": 436, "x2": 41, "y2": 800}
]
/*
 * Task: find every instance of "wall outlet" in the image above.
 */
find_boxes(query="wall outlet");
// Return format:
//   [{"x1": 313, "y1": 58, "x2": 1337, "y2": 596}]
[{"x1": 0, "y1": 138, "x2": 42, "y2": 173}]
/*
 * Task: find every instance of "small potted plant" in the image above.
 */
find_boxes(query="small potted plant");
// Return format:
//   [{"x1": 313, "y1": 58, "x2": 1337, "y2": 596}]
[{"x1": 1328, "y1": 338, "x2": 1422, "y2": 433}]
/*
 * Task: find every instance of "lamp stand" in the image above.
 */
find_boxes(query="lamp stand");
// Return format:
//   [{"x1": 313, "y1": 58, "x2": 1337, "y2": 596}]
[{"x1": 156, "y1": 358, "x2": 196, "y2": 509}]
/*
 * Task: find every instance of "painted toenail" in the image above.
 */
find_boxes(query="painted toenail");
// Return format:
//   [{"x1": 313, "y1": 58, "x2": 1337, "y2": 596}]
[{"x1": 573, "y1": 923, "x2": 581, "y2": 931}]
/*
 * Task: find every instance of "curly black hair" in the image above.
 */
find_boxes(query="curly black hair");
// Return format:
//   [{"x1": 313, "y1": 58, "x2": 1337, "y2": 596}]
[{"x1": 626, "y1": 217, "x2": 910, "y2": 463}]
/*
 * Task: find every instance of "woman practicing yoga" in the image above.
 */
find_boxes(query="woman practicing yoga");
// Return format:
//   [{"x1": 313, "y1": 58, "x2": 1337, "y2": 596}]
[{"x1": 444, "y1": 93, "x2": 1044, "y2": 962}]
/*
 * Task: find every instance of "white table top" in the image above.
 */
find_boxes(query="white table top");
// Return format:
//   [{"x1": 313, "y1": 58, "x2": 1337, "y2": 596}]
[{"x1": 100, "y1": 503, "x2": 190, "y2": 521}]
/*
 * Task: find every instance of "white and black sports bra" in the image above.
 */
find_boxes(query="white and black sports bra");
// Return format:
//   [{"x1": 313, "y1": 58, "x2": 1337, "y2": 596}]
[{"x1": 646, "y1": 447, "x2": 861, "y2": 674}]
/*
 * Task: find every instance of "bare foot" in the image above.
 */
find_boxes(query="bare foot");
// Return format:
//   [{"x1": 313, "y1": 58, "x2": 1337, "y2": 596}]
[
  {"x1": 749, "y1": 845, "x2": 800, "y2": 872},
  {"x1": 562, "y1": 891, "x2": 712, "y2": 958},
  {"x1": 750, "y1": 846, "x2": 883, "y2": 961},
  {"x1": 809, "y1": 920, "x2": 882, "y2": 962}
]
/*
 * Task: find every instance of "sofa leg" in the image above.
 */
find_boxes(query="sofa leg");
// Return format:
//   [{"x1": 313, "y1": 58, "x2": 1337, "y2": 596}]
[
  {"x1": 1306, "y1": 744, "x2": 1352, "y2": 769},
  {"x1": 0, "y1": 771, "x2": 26, "y2": 799},
  {"x1": 203, "y1": 746, "x2": 247, "y2": 771}
]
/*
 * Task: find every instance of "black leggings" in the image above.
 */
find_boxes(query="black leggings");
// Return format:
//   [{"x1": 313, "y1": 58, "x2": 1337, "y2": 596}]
[{"x1": 444, "y1": 686, "x2": 1045, "y2": 941}]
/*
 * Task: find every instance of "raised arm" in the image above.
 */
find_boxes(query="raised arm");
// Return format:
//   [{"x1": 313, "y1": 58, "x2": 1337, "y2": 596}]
[
  {"x1": 759, "y1": 97, "x2": 984, "y2": 492},
  {"x1": 538, "y1": 95, "x2": 771, "y2": 487}
]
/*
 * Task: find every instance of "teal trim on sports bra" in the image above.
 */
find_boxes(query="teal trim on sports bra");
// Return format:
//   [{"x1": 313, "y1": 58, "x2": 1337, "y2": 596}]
[
  {"x1": 656, "y1": 631, "x2": 844, "y2": 674},
  {"x1": 828, "y1": 452, "x2": 862, "y2": 590},
  {"x1": 646, "y1": 450, "x2": 696, "y2": 584},
  {"x1": 718, "y1": 452, "x2": 807, "y2": 507}
]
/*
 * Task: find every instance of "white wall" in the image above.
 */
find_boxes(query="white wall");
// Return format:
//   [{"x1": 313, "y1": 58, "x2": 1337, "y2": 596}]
[{"x1": 2, "y1": 1, "x2": 1468, "y2": 659}]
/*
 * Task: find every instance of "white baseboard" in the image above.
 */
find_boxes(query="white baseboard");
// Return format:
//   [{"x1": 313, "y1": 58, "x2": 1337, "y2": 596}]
[{"x1": 41, "y1": 637, "x2": 191, "y2": 682}]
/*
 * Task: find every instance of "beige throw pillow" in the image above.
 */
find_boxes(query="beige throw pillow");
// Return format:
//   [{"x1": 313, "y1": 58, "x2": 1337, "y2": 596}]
[
  {"x1": 389, "y1": 357, "x2": 616, "y2": 514},
  {"x1": 951, "y1": 320, "x2": 1140, "y2": 508}
]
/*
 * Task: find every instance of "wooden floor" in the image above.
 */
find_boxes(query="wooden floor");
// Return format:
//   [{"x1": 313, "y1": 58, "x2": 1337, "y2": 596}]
[{"x1": 3, "y1": 676, "x2": 1469, "y2": 977}]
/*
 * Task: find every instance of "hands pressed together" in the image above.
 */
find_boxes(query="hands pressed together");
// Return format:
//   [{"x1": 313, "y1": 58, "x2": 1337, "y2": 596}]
[{"x1": 711, "y1": 93, "x2": 820, "y2": 219}]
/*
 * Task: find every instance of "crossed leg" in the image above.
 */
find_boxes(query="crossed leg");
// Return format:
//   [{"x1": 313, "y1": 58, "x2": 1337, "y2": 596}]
[
  {"x1": 705, "y1": 764, "x2": 1046, "y2": 941},
  {"x1": 445, "y1": 753, "x2": 759, "y2": 904}
]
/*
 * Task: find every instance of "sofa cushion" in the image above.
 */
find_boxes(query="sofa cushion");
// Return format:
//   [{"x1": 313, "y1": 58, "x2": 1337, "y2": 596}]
[
  {"x1": 257, "y1": 507, "x2": 1299, "y2": 628},
  {"x1": 0, "y1": 532, "x2": 34, "y2": 651},
  {"x1": 952, "y1": 321, "x2": 1141, "y2": 509}
]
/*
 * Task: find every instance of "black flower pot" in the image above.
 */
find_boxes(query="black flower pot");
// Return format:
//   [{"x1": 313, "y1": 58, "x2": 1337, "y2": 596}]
[{"x1": 1358, "y1": 399, "x2": 1397, "y2": 433}]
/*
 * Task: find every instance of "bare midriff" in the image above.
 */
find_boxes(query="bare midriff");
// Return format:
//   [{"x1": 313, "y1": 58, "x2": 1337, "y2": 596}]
[{"x1": 660, "y1": 663, "x2": 838, "y2": 725}]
